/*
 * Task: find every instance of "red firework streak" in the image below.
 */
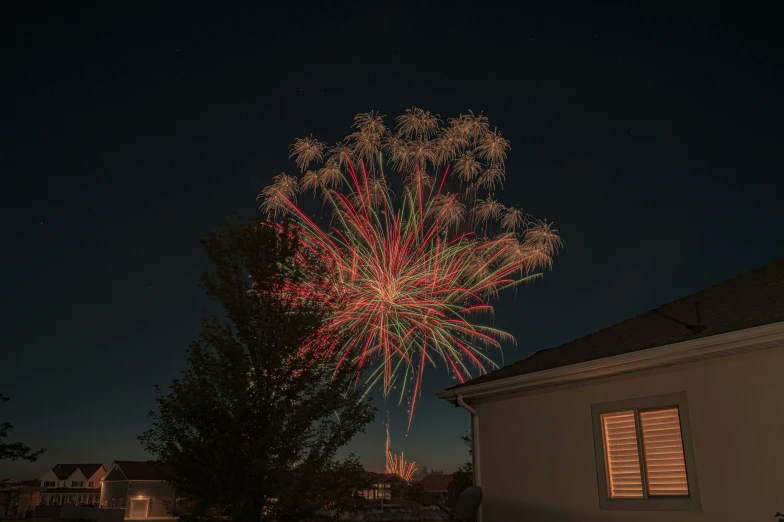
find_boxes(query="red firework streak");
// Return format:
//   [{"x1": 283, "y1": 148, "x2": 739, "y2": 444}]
[{"x1": 259, "y1": 110, "x2": 561, "y2": 426}]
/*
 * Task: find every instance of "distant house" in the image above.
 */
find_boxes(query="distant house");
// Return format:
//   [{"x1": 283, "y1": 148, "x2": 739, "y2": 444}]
[
  {"x1": 422, "y1": 473, "x2": 452, "y2": 496},
  {"x1": 100, "y1": 461, "x2": 176, "y2": 519},
  {"x1": 438, "y1": 260, "x2": 784, "y2": 521},
  {"x1": 358, "y1": 472, "x2": 408, "y2": 502},
  {"x1": 39, "y1": 464, "x2": 106, "y2": 506},
  {"x1": 0, "y1": 479, "x2": 41, "y2": 518},
  {"x1": 422, "y1": 473, "x2": 453, "y2": 505}
]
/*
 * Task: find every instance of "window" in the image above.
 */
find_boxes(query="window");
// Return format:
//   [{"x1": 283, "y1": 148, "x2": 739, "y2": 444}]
[
  {"x1": 117, "y1": 498, "x2": 124, "y2": 509},
  {"x1": 71, "y1": 481, "x2": 84, "y2": 487},
  {"x1": 43, "y1": 481, "x2": 55, "y2": 487},
  {"x1": 591, "y1": 392, "x2": 700, "y2": 511},
  {"x1": 111, "y1": 499, "x2": 116, "y2": 508},
  {"x1": 88, "y1": 481, "x2": 94, "y2": 487}
]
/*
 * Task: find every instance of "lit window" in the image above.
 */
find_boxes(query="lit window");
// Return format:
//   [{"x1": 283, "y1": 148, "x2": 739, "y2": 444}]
[
  {"x1": 592, "y1": 392, "x2": 700, "y2": 510},
  {"x1": 600, "y1": 410, "x2": 644, "y2": 498}
]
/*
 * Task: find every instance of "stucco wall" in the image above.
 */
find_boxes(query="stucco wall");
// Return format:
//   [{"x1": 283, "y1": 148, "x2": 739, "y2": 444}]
[
  {"x1": 102, "y1": 481, "x2": 176, "y2": 518},
  {"x1": 69, "y1": 469, "x2": 87, "y2": 487},
  {"x1": 86, "y1": 466, "x2": 108, "y2": 487},
  {"x1": 39, "y1": 470, "x2": 58, "y2": 487},
  {"x1": 474, "y1": 343, "x2": 784, "y2": 522},
  {"x1": 102, "y1": 481, "x2": 130, "y2": 510},
  {"x1": 127, "y1": 481, "x2": 176, "y2": 518}
]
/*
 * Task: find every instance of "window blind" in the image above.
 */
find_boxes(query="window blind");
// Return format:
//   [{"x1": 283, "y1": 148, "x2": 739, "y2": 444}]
[
  {"x1": 640, "y1": 408, "x2": 689, "y2": 496},
  {"x1": 601, "y1": 411, "x2": 644, "y2": 498}
]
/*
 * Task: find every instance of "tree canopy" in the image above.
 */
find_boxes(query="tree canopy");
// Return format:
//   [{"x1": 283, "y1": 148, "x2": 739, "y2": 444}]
[
  {"x1": 0, "y1": 394, "x2": 45, "y2": 462},
  {"x1": 140, "y1": 216, "x2": 375, "y2": 522}
]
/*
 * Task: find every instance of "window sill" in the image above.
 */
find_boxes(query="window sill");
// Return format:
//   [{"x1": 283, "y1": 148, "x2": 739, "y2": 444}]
[{"x1": 599, "y1": 497, "x2": 701, "y2": 511}]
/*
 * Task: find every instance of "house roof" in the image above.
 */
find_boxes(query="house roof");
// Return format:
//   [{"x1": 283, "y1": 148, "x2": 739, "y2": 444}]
[
  {"x1": 109, "y1": 461, "x2": 170, "y2": 481},
  {"x1": 449, "y1": 258, "x2": 784, "y2": 390},
  {"x1": 50, "y1": 464, "x2": 104, "y2": 481},
  {"x1": 0, "y1": 480, "x2": 39, "y2": 488},
  {"x1": 423, "y1": 473, "x2": 453, "y2": 493},
  {"x1": 362, "y1": 471, "x2": 407, "y2": 484}
]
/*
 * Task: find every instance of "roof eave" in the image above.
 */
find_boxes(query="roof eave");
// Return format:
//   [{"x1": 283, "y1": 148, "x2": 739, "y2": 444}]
[{"x1": 437, "y1": 320, "x2": 784, "y2": 403}]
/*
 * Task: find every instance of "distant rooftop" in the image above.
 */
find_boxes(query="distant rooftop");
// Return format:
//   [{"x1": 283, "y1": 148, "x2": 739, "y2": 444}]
[
  {"x1": 50, "y1": 464, "x2": 104, "y2": 480},
  {"x1": 108, "y1": 461, "x2": 171, "y2": 481},
  {"x1": 362, "y1": 471, "x2": 408, "y2": 484}
]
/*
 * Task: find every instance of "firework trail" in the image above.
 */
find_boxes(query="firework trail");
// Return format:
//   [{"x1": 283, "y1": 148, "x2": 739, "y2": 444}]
[
  {"x1": 385, "y1": 420, "x2": 417, "y2": 481},
  {"x1": 258, "y1": 108, "x2": 561, "y2": 425}
]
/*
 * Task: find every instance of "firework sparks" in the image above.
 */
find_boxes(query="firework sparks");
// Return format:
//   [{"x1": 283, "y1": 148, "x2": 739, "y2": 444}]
[
  {"x1": 289, "y1": 134, "x2": 326, "y2": 172},
  {"x1": 385, "y1": 421, "x2": 417, "y2": 481},
  {"x1": 258, "y1": 108, "x2": 561, "y2": 425}
]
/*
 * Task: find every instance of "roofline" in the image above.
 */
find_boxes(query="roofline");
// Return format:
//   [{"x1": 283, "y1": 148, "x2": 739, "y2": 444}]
[
  {"x1": 101, "y1": 479, "x2": 166, "y2": 482},
  {"x1": 102, "y1": 462, "x2": 124, "y2": 481},
  {"x1": 48, "y1": 465, "x2": 103, "y2": 482},
  {"x1": 437, "y1": 320, "x2": 784, "y2": 402}
]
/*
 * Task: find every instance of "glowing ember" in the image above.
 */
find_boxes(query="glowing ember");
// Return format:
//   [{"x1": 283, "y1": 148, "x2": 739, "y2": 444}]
[{"x1": 258, "y1": 108, "x2": 561, "y2": 424}]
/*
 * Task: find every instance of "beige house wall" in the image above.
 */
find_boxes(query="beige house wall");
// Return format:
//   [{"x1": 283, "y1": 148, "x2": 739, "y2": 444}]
[{"x1": 474, "y1": 342, "x2": 784, "y2": 522}]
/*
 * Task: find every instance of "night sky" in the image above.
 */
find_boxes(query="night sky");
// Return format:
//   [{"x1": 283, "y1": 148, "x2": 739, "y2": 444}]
[{"x1": 2, "y1": 3, "x2": 782, "y2": 480}]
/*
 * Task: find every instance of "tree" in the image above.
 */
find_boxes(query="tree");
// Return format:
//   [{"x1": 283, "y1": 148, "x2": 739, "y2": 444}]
[
  {"x1": 0, "y1": 394, "x2": 45, "y2": 462},
  {"x1": 319, "y1": 456, "x2": 371, "y2": 521},
  {"x1": 446, "y1": 471, "x2": 472, "y2": 508},
  {"x1": 459, "y1": 431, "x2": 473, "y2": 473},
  {"x1": 446, "y1": 432, "x2": 474, "y2": 507},
  {"x1": 404, "y1": 472, "x2": 428, "y2": 521},
  {"x1": 139, "y1": 216, "x2": 376, "y2": 522},
  {"x1": 273, "y1": 454, "x2": 372, "y2": 521}
]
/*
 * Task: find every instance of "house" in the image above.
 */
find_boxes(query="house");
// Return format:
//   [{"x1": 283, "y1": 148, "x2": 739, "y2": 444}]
[
  {"x1": 39, "y1": 464, "x2": 106, "y2": 506},
  {"x1": 0, "y1": 479, "x2": 41, "y2": 518},
  {"x1": 358, "y1": 472, "x2": 408, "y2": 502},
  {"x1": 100, "y1": 461, "x2": 176, "y2": 519},
  {"x1": 423, "y1": 473, "x2": 454, "y2": 495},
  {"x1": 438, "y1": 259, "x2": 784, "y2": 521},
  {"x1": 422, "y1": 473, "x2": 454, "y2": 504}
]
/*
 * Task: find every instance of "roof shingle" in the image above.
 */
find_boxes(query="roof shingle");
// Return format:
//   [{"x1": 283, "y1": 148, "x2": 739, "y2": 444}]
[
  {"x1": 450, "y1": 258, "x2": 784, "y2": 390},
  {"x1": 111, "y1": 461, "x2": 170, "y2": 481},
  {"x1": 50, "y1": 464, "x2": 104, "y2": 481}
]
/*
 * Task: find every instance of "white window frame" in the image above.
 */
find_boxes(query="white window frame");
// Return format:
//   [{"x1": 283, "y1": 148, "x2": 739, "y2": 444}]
[{"x1": 591, "y1": 392, "x2": 701, "y2": 511}]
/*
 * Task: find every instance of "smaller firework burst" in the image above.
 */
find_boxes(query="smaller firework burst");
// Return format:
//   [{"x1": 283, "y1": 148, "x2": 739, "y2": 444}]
[{"x1": 385, "y1": 421, "x2": 417, "y2": 481}]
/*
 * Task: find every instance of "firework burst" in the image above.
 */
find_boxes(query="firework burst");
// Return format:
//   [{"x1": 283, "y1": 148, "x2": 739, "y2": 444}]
[
  {"x1": 258, "y1": 108, "x2": 561, "y2": 425},
  {"x1": 385, "y1": 422, "x2": 417, "y2": 481}
]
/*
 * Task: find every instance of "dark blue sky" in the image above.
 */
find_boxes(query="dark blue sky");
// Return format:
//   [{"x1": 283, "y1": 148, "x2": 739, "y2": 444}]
[{"x1": 2, "y1": 3, "x2": 782, "y2": 479}]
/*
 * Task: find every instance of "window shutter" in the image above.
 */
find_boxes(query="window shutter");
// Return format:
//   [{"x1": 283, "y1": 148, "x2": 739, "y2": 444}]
[
  {"x1": 640, "y1": 407, "x2": 689, "y2": 496},
  {"x1": 601, "y1": 411, "x2": 644, "y2": 498}
]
